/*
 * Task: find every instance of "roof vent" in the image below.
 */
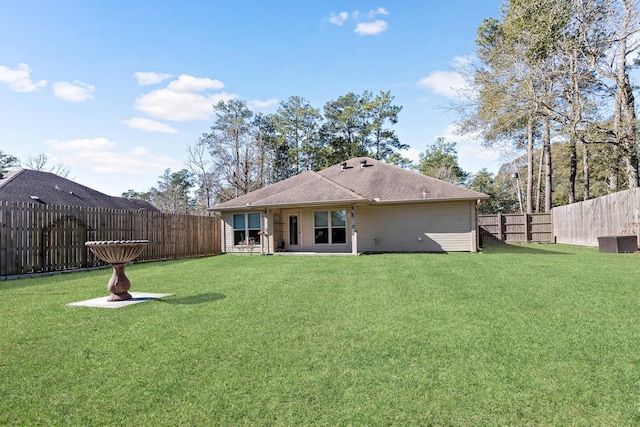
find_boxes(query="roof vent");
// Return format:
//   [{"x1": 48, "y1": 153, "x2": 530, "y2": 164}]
[
  {"x1": 341, "y1": 162, "x2": 348, "y2": 170},
  {"x1": 30, "y1": 195, "x2": 39, "y2": 200},
  {"x1": 360, "y1": 159, "x2": 367, "y2": 168},
  {"x1": 422, "y1": 188, "x2": 428, "y2": 198}
]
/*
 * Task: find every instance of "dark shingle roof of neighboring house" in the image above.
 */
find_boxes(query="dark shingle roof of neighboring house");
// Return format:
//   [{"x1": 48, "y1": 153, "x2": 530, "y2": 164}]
[
  {"x1": 213, "y1": 157, "x2": 488, "y2": 211},
  {"x1": 0, "y1": 169, "x2": 159, "y2": 211}
]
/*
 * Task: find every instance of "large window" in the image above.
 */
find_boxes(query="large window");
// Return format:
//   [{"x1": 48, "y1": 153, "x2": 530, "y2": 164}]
[
  {"x1": 233, "y1": 213, "x2": 261, "y2": 245},
  {"x1": 314, "y1": 210, "x2": 346, "y2": 244}
]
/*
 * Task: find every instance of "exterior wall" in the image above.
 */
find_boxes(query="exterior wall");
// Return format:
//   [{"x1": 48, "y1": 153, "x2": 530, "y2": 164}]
[
  {"x1": 355, "y1": 201, "x2": 476, "y2": 253},
  {"x1": 221, "y1": 211, "x2": 273, "y2": 255},
  {"x1": 219, "y1": 200, "x2": 478, "y2": 254},
  {"x1": 296, "y1": 206, "x2": 352, "y2": 253}
]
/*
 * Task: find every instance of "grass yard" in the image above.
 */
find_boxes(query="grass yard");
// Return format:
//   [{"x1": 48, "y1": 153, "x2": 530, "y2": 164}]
[{"x1": 1, "y1": 244, "x2": 639, "y2": 425}]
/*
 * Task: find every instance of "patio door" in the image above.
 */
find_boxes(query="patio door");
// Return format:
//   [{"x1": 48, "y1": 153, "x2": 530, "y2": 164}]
[{"x1": 286, "y1": 212, "x2": 301, "y2": 251}]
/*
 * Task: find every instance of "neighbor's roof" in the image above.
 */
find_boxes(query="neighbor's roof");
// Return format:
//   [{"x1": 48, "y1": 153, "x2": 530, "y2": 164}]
[
  {"x1": 0, "y1": 169, "x2": 159, "y2": 211},
  {"x1": 213, "y1": 157, "x2": 488, "y2": 211}
]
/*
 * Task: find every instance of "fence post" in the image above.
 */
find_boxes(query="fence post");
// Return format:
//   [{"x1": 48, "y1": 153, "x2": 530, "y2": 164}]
[{"x1": 498, "y1": 214, "x2": 504, "y2": 242}]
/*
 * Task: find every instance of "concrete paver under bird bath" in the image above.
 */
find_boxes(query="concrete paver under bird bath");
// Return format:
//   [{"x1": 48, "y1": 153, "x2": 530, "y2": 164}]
[{"x1": 66, "y1": 292, "x2": 173, "y2": 309}]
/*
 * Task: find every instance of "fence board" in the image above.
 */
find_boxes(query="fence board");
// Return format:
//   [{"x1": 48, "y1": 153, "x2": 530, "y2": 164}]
[
  {"x1": 553, "y1": 188, "x2": 640, "y2": 247},
  {"x1": 479, "y1": 213, "x2": 554, "y2": 245},
  {"x1": 0, "y1": 201, "x2": 221, "y2": 277}
]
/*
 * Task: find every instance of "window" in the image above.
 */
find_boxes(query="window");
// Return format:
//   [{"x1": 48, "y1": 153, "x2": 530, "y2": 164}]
[
  {"x1": 233, "y1": 213, "x2": 261, "y2": 245},
  {"x1": 314, "y1": 210, "x2": 346, "y2": 244}
]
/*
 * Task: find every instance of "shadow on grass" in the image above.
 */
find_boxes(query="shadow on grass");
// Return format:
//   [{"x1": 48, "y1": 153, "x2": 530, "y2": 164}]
[
  {"x1": 160, "y1": 293, "x2": 226, "y2": 305},
  {"x1": 481, "y1": 243, "x2": 573, "y2": 255}
]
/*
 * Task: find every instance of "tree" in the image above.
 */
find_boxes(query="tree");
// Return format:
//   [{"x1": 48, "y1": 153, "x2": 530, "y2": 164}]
[
  {"x1": 0, "y1": 150, "x2": 20, "y2": 174},
  {"x1": 272, "y1": 96, "x2": 322, "y2": 177},
  {"x1": 467, "y1": 168, "x2": 500, "y2": 214},
  {"x1": 320, "y1": 91, "x2": 405, "y2": 165},
  {"x1": 459, "y1": 0, "x2": 640, "y2": 212},
  {"x1": 121, "y1": 189, "x2": 151, "y2": 200},
  {"x1": 416, "y1": 138, "x2": 468, "y2": 184},
  {"x1": 251, "y1": 113, "x2": 277, "y2": 189},
  {"x1": 150, "y1": 169, "x2": 195, "y2": 214},
  {"x1": 321, "y1": 92, "x2": 371, "y2": 164},
  {"x1": 366, "y1": 91, "x2": 408, "y2": 161},
  {"x1": 202, "y1": 99, "x2": 255, "y2": 199},
  {"x1": 586, "y1": 0, "x2": 640, "y2": 189},
  {"x1": 24, "y1": 153, "x2": 71, "y2": 178},
  {"x1": 186, "y1": 141, "x2": 216, "y2": 214}
]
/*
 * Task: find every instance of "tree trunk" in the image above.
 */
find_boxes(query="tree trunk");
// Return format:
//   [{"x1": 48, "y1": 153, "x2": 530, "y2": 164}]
[
  {"x1": 536, "y1": 147, "x2": 543, "y2": 212},
  {"x1": 544, "y1": 117, "x2": 553, "y2": 212},
  {"x1": 569, "y1": 138, "x2": 577, "y2": 204},
  {"x1": 568, "y1": 50, "x2": 580, "y2": 204},
  {"x1": 582, "y1": 141, "x2": 590, "y2": 201},
  {"x1": 614, "y1": 0, "x2": 639, "y2": 189},
  {"x1": 526, "y1": 118, "x2": 535, "y2": 214},
  {"x1": 621, "y1": 73, "x2": 639, "y2": 188}
]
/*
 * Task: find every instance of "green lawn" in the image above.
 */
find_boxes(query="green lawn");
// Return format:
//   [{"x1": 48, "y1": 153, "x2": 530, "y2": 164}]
[{"x1": 1, "y1": 244, "x2": 639, "y2": 426}]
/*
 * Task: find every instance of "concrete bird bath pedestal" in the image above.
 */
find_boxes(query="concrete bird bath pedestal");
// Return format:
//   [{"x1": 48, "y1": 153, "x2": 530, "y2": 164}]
[{"x1": 85, "y1": 240, "x2": 149, "y2": 301}]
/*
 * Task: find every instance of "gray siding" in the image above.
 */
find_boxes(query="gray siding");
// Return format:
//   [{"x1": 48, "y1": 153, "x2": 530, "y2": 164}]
[
  {"x1": 355, "y1": 201, "x2": 475, "y2": 252},
  {"x1": 297, "y1": 207, "x2": 352, "y2": 253},
  {"x1": 219, "y1": 200, "x2": 477, "y2": 254},
  {"x1": 221, "y1": 211, "x2": 274, "y2": 255}
]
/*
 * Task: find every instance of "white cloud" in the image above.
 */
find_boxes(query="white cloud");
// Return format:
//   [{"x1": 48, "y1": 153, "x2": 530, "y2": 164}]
[
  {"x1": 44, "y1": 137, "x2": 116, "y2": 151},
  {"x1": 123, "y1": 117, "x2": 179, "y2": 134},
  {"x1": 133, "y1": 73, "x2": 234, "y2": 121},
  {"x1": 354, "y1": 20, "x2": 388, "y2": 36},
  {"x1": 0, "y1": 63, "x2": 47, "y2": 92},
  {"x1": 167, "y1": 74, "x2": 224, "y2": 92},
  {"x1": 248, "y1": 98, "x2": 278, "y2": 109},
  {"x1": 44, "y1": 137, "x2": 182, "y2": 175},
  {"x1": 328, "y1": 8, "x2": 389, "y2": 35},
  {"x1": 53, "y1": 81, "x2": 95, "y2": 102},
  {"x1": 369, "y1": 7, "x2": 388, "y2": 17},
  {"x1": 134, "y1": 71, "x2": 173, "y2": 86},
  {"x1": 400, "y1": 147, "x2": 421, "y2": 163},
  {"x1": 417, "y1": 71, "x2": 467, "y2": 99},
  {"x1": 329, "y1": 11, "x2": 349, "y2": 26},
  {"x1": 135, "y1": 88, "x2": 236, "y2": 121},
  {"x1": 436, "y1": 124, "x2": 503, "y2": 173}
]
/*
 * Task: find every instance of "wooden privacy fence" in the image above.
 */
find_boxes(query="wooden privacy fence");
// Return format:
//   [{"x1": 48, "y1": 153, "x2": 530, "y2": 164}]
[
  {"x1": 552, "y1": 187, "x2": 640, "y2": 247},
  {"x1": 0, "y1": 201, "x2": 221, "y2": 277},
  {"x1": 478, "y1": 213, "x2": 554, "y2": 245}
]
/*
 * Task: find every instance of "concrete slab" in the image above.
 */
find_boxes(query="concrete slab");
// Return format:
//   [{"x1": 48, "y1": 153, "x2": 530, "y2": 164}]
[{"x1": 66, "y1": 292, "x2": 173, "y2": 309}]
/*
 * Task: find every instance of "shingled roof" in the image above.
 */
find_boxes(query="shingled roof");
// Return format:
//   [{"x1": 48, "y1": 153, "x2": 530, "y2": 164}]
[
  {"x1": 0, "y1": 169, "x2": 159, "y2": 211},
  {"x1": 213, "y1": 157, "x2": 488, "y2": 211}
]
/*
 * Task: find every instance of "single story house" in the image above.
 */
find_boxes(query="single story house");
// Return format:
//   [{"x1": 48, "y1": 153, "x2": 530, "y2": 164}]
[
  {"x1": 212, "y1": 157, "x2": 489, "y2": 254},
  {"x1": 0, "y1": 169, "x2": 158, "y2": 211}
]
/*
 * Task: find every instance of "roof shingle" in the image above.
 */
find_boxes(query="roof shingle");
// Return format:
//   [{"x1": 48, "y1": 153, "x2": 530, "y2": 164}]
[
  {"x1": 0, "y1": 169, "x2": 159, "y2": 211},
  {"x1": 213, "y1": 157, "x2": 487, "y2": 211}
]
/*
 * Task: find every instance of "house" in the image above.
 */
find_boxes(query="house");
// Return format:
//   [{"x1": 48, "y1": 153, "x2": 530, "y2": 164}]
[
  {"x1": 212, "y1": 157, "x2": 489, "y2": 254},
  {"x1": 0, "y1": 169, "x2": 158, "y2": 211}
]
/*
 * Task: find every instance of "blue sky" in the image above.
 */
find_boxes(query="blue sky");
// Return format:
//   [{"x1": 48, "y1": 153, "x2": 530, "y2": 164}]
[{"x1": 1, "y1": 0, "x2": 506, "y2": 196}]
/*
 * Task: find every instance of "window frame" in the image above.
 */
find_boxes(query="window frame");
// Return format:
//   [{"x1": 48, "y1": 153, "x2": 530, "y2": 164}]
[
  {"x1": 313, "y1": 209, "x2": 347, "y2": 245},
  {"x1": 233, "y1": 212, "x2": 261, "y2": 246}
]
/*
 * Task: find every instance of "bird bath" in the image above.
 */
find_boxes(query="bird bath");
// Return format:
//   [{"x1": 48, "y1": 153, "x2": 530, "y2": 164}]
[{"x1": 85, "y1": 240, "x2": 149, "y2": 301}]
